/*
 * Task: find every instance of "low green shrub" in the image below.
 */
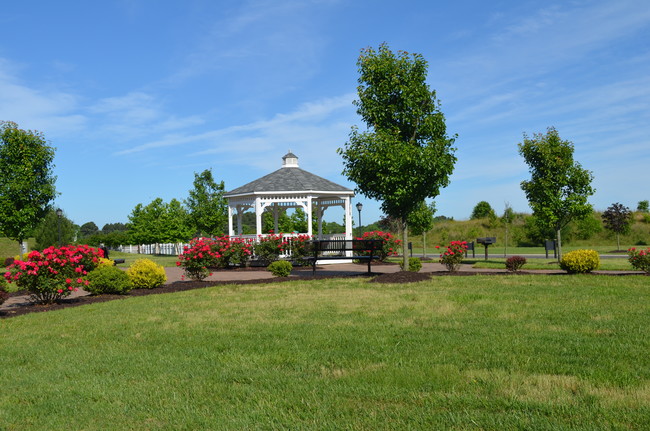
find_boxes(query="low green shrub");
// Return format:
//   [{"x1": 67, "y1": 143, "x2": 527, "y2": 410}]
[
  {"x1": 505, "y1": 256, "x2": 527, "y2": 272},
  {"x1": 85, "y1": 265, "x2": 133, "y2": 295},
  {"x1": 268, "y1": 260, "x2": 292, "y2": 277},
  {"x1": 559, "y1": 249, "x2": 600, "y2": 274},
  {"x1": 127, "y1": 258, "x2": 167, "y2": 289},
  {"x1": 399, "y1": 257, "x2": 422, "y2": 272},
  {"x1": 354, "y1": 231, "x2": 399, "y2": 261}
]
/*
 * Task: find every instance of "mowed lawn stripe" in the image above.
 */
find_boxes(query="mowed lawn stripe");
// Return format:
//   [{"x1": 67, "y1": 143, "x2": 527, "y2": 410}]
[{"x1": 1, "y1": 275, "x2": 648, "y2": 430}]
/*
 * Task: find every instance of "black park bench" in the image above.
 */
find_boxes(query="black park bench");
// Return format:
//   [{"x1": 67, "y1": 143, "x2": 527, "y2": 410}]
[{"x1": 303, "y1": 239, "x2": 384, "y2": 274}]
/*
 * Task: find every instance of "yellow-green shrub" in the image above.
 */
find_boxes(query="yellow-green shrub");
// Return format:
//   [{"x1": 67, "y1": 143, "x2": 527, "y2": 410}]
[
  {"x1": 97, "y1": 258, "x2": 114, "y2": 269},
  {"x1": 559, "y1": 249, "x2": 600, "y2": 274},
  {"x1": 126, "y1": 258, "x2": 167, "y2": 289}
]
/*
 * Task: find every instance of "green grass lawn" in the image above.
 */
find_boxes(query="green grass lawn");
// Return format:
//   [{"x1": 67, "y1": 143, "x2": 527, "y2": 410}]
[{"x1": 1, "y1": 275, "x2": 649, "y2": 430}]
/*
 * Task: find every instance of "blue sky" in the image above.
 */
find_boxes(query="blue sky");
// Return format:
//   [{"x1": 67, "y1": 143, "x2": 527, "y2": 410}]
[{"x1": 1, "y1": 0, "x2": 649, "y2": 229}]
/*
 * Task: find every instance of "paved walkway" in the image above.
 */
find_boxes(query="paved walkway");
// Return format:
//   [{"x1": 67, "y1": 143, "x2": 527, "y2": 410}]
[{"x1": 1, "y1": 262, "x2": 643, "y2": 313}]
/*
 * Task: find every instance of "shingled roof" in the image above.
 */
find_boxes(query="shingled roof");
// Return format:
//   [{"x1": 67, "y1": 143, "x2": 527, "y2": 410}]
[{"x1": 225, "y1": 153, "x2": 353, "y2": 196}]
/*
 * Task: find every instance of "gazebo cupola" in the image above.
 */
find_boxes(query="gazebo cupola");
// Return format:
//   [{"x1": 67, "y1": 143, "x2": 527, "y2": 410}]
[{"x1": 224, "y1": 152, "x2": 355, "y2": 239}]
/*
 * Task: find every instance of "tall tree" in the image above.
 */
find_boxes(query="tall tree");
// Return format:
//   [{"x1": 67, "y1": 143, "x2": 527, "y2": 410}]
[
  {"x1": 408, "y1": 201, "x2": 436, "y2": 258},
  {"x1": 0, "y1": 121, "x2": 57, "y2": 251},
  {"x1": 637, "y1": 200, "x2": 649, "y2": 213},
  {"x1": 338, "y1": 44, "x2": 457, "y2": 269},
  {"x1": 79, "y1": 221, "x2": 99, "y2": 238},
  {"x1": 34, "y1": 209, "x2": 76, "y2": 249},
  {"x1": 602, "y1": 203, "x2": 632, "y2": 251},
  {"x1": 128, "y1": 198, "x2": 193, "y2": 245},
  {"x1": 470, "y1": 201, "x2": 496, "y2": 220},
  {"x1": 185, "y1": 169, "x2": 228, "y2": 237},
  {"x1": 518, "y1": 127, "x2": 595, "y2": 260}
]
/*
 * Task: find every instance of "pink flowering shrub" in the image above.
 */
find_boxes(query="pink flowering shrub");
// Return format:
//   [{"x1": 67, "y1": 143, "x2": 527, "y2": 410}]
[
  {"x1": 354, "y1": 231, "x2": 400, "y2": 261},
  {"x1": 436, "y1": 241, "x2": 468, "y2": 272},
  {"x1": 3, "y1": 244, "x2": 104, "y2": 304},
  {"x1": 628, "y1": 247, "x2": 650, "y2": 273},
  {"x1": 177, "y1": 237, "x2": 254, "y2": 281}
]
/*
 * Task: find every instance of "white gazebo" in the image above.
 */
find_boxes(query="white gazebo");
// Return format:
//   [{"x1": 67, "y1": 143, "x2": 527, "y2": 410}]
[{"x1": 224, "y1": 152, "x2": 355, "y2": 240}]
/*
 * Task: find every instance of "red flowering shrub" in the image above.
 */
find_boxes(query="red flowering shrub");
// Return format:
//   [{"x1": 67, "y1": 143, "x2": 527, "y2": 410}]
[
  {"x1": 177, "y1": 237, "x2": 254, "y2": 280},
  {"x1": 254, "y1": 233, "x2": 285, "y2": 264},
  {"x1": 436, "y1": 241, "x2": 468, "y2": 272},
  {"x1": 354, "y1": 231, "x2": 400, "y2": 261},
  {"x1": 505, "y1": 255, "x2": 527, "y2": 272},
  {"x1": 3, "y1": 245, "x2": 104, "y2": 304},
  {"x1": 628, "y1": 247, "x2": 650, "y2": 273}
]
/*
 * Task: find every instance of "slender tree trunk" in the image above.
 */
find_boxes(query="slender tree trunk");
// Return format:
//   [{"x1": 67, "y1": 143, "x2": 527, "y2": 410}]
[
  {"x1": 556, "y1": 228, "x2": 562, "y2": 262},
  {"x1": 402, "y1": 219, "x2": 409, "y2": 271},
  {"x1": 616, "y1": 233, "x2": 620, "y2": 251},
  {"x1": 423, "y1": 231, "x2": 427, "y2": 259}
]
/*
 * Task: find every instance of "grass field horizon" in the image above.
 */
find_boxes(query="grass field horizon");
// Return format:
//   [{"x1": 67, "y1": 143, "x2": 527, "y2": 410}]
[{"x1": 2, "y1": 275, "x2": 648, "y2": 429}]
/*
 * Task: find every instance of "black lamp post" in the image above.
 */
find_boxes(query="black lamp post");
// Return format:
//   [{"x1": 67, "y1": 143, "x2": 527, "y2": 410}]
[
  {"x1": 56, "y1": 208, "x2": 63, "y2": 246},
  {"x1": 355, "y1": 202, "x2": 363, "y2": 236}
]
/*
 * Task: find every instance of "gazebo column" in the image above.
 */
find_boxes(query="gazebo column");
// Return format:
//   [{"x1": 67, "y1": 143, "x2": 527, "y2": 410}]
[
  {"x1": 317, "y1": 204, "x2": 325, "y2": 239},
  {"x1": 307, "y1": 196, "x2": 313, "y2": 237},
  {"x1": 255, "y1": 197, "x2": 263, "y2": 236},
  {"x1": 228, "y1": 205, "x2": 234, "y2": 237},
  {"x1": 344, "y1": 196, "x2": 353, "y2": 241}
]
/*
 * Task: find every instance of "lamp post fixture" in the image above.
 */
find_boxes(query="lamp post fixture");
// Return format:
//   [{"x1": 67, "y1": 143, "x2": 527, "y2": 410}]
[
  {"x1": 56, "y1": 208, "x2": 63, "y2": 246},
  {"x1": 355, "y1": 202, "x2": 363, "y2": 237}
]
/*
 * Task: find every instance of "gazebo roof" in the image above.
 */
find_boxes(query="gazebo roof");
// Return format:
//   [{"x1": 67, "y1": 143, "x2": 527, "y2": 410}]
[{"x1": 225, "y1": 153, "x2": 353, "y2": 197}]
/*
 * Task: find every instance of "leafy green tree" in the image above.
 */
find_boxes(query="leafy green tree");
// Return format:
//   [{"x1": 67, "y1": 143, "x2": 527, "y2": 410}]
[
  {"x1": 408, "y1": 201, "x2": 436, "y2": 258},
  {"x1": 518, "y1": 127, "x2": 595, "y2": 260},
  {"x1": 602, "y1": 203, "x2": 632, "y2": 251},
  {"x1": 338, "y1": 43, "x2": 457, "y2": 269},
  {"x1": 637, "y1": 200, "x2": 649, "y2": 213},
  {"x1": 0, "y1": 121, "x2": 57, "y2": 251},
  {"x1": 128, "y1": 198, "x2": 193, "y2": 245},
  {"x1": 185, "y1": 169, "x2": 228, "y2": 237},
  {"x1": 470, "y1": 201, "x2": 496, "y2": 220},
  {"x1": 79, "y1": 221, "x2": 99, "y2": 239},
  {"x1": 34, "y1": 209, "x2": 75, "y2": 249},
  {"x1": 102, "y1": 222, "x2": 127, "y2": 234}
]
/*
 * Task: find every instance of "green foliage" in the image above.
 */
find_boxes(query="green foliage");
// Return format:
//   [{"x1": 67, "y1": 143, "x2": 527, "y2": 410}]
[
  {"x1": 505, "y1": 256, "x2": 527, "y2": 272},
  {"x1": 128, "y1": 198, "x2": 193, "y2": 244},
  {"x1": 627, "y1": 247, "x2": 650, "y2": 273},
  {"x1": 559, "y1": 249, "x2": 600, "y2": 274},
  {"x1": 126, "y1": 258, "x2": 167, "y2": 289},
  {"x1": 185, "y1": 169, "x2": 228, "y2": 236},
  {"x1": 518, "y1": 127, "x2": 595, "y2": 259},
  {"x1": 407, "y1": 201, "x2": 435, "y2": 236},
  {"x1": 267, "y1": 260, "x2": 293, "y2": 277},
  {"x1": 637, "y1": 200, "x2": 649, "y2": 213},
  {"x1": 437, "y1": 240, "x2": 468, "y2": 272},
  {"x1": 0, "y1": 121, "x2": 57, "y2": 246},
  {"x1": 470, "y1": 201, "x2": 496, "y2": 220},
  {"x1": 338, "y1": 43, "x2": 457, "y2": 270},
  {"x1": 85, "y1": 265, "x2": 133, "y2": 295},
  {"x1": 79, "y1": 221, "x2": 99, "y2": 239},
  {"x1": 399, "y1": 257, "x2": 422, "y2": 272},
  {"x1": 33, "y1": 209, "x2": 76, "y2": 249}
]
